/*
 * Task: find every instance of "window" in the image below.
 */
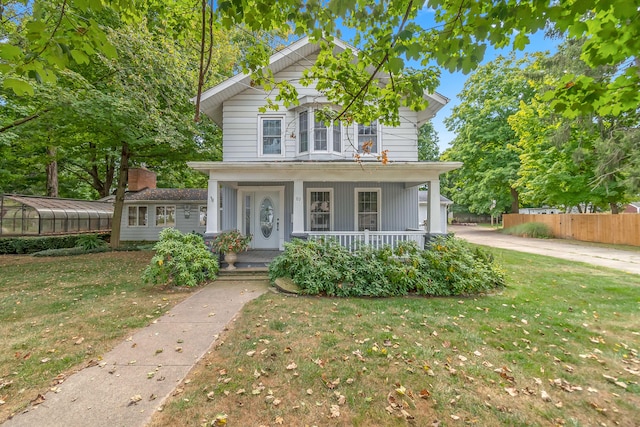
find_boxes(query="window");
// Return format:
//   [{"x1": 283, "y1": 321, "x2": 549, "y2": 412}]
[
  {"x1": 308, "y1": 189, "x2": 333, "y2": 231},
  {"x1": 128, "y1": 206, "x2": 147, "y2": 227},
  {"x1": 358, "y1": 121, "x2": 378, "y2": 154},
  {"x1": 259, "y1": 116, "x2": 284, "y2": 156},
  {"x1": 299, "y1": 111, "x2": 309, "y2": 153},
  {"x1": 299, "y1": 110, "x2": 341, "y2": 154},
  {"x1": 333, "y1": 120, "x2": 342, "y2": 153},
  {"x1": 199, "y1": 206, "x2": 207, "y2": 227},
  {"x1": 355, "y1": 189, "x2": 380, "y2": 231},
  {"x1": 155, "y1": 205, "x2": 176, "y2": 227},
  {"x1": 313, "y1": 115, "x2": 328, "y2": 151}
]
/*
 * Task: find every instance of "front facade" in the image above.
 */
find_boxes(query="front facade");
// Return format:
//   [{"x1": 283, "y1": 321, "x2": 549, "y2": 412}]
[{"x1": 190, "y1": 37, "x2": 461, "y2": 251}]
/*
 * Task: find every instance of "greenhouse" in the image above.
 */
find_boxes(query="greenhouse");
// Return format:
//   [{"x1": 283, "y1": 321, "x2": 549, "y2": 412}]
[{"x1": 0, "y1": 194, "x2": 113, "y2": 236}]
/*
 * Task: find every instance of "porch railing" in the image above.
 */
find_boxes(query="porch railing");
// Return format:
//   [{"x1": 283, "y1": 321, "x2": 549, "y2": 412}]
[{"x1": 306, "y1": 230, "x2": 426, "y2": 251}]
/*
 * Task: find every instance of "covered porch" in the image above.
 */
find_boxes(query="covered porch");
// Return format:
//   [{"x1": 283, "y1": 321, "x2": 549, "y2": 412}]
[{"x1": 188, "y1": 161, "x2": 461, "y2": 251}]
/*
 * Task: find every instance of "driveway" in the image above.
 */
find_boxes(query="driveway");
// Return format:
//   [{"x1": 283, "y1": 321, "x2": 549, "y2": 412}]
[{"x1": 450, "y1": 225, "x2": 640, "y2": 276}]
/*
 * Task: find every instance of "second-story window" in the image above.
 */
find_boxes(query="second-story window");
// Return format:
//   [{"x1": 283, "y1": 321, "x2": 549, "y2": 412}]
[
  {"x1": 299, "y1": 110, "x2": 341, "y2": 154},
  {"x1": 358, "y1": 121, "x2": 379, "y2": 154},
  {"x1": 314, "y1": 115, "x2": 328, "y2": 151},
  {"x1": 299, "y1": 111, "x2": 309, "y2": 153},
  {"x1": 259, "y1": 116, "x2": 284, "y2": 156}
]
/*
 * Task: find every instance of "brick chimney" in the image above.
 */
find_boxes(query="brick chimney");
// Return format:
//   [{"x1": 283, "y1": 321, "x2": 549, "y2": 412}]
[{"x1": 128, "y1": 168, "x2": 157, "y2": 191}]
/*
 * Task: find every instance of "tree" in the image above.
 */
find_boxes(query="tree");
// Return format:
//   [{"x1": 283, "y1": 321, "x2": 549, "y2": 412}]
[
  {"x1": 417, "y1": 122, "x2": 439, "y2": 161},
  {"x1": 509, "y1": 38, "x2": 634, "y2": 211},
  {"x1": 442, "y1": 54, "x2": 537, "y2": 215}
]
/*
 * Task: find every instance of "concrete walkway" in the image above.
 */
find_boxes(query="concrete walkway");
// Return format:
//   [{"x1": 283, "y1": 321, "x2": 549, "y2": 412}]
[
  {"x1": 3, "y1": 278, "x2": 269, "y2": 427},
  {"x1": 450, "y1": 225, "x2": 640, "y2": 276}
]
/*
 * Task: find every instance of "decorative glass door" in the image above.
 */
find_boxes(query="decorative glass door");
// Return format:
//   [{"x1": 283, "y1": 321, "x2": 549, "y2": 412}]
[{"x1": 246, "y1": 191, "x2": 280, "y2": 249}]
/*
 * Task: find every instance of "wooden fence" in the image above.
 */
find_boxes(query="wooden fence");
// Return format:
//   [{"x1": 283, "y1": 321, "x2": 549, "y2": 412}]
[{"x1": 503, "y1": 214, "x2": 640, "y2": 246}]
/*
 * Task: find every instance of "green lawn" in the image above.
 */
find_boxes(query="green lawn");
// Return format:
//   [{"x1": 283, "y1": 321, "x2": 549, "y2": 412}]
[
  {"x1": 150, "y1": 248, "x2": 640, "y2": 427},
  {"x1": 0, "y1": 251, "x2": 193, "y2": 421}
]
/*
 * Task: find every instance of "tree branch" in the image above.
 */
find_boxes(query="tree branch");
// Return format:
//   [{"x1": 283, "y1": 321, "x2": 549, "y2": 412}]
[{"x1": 335, "y1": 0, "x2": 414, "y2": 122}]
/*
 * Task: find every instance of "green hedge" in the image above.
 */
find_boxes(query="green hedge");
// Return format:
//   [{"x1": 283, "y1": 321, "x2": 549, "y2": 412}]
[
  {"x1": 0, "y1": 233, "x2": 110, "y2": 255},
  {"x1": 268, "y1": 236, "x2": 505, "y2": 297}
]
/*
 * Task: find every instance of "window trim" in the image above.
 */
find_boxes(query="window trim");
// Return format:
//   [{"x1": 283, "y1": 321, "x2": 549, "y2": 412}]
[
  {"x1": 356, "y1": 120, "x2": 381, "y2": 155},
  {"x1": 155, "y1": 205, "x2": 176, "y2": 227},
  {"x1": 127, "y1": 205, "x2": 148, "y2": 227},
  {"x1": 258, "y1": 115, "x2": 285, "y2": 157},
  {"x1": 307, "y1": 188, "x2": 334, "y2": 232},
  {"x1": 354, "y1": 188, "x2": 381, "y2": 231}
]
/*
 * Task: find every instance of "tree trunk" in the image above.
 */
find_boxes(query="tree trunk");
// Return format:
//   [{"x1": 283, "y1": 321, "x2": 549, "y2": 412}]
[
  {"x1": 510, "y1": 187, "x2": 519, "y2": 214},
  {"x1": 610, "y1": 202, "x2": 619, "y2": 214},
  {"x1": 110, "y1": 142, "x2": 130, "y2": 249},
  {"x1": 46, "y1": 146, "x2": 58, "y2": 197}
]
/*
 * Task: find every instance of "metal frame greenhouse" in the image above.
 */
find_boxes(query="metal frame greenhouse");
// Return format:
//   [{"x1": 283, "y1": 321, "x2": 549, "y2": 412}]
[{"x1": 0, "y1": 194, "x2": 113, "y2": 236}]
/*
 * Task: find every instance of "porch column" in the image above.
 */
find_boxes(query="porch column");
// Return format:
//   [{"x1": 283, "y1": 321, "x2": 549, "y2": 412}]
[
  {"x1": 206, "y1": 178, "x2": 219, "y2": 234},
  {"x1": 428, "y1": 180, "x2": 443, "y2": 234},
  {"x1": 292, "y1": 179, "x2": 305, "y2": 235}
]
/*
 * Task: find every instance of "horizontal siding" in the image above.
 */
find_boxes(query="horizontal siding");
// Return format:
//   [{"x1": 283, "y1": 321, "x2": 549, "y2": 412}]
[
  {"x1": 120, "y1": 203, "x2": 206, "y2": 241},
  {"x1": 303, "y1": 182, "x2": 418, "y2": 232},
  {"x1": 221, "y1": 53, "x2": 420, "y2": 162}
]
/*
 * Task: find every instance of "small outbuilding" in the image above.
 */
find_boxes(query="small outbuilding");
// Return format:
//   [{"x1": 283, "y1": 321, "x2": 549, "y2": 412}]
[
  {"x1": 0, "y1": 194, "x2": 113, "y2": 236},
  {"x1": 418, "y1": 190, "x2": 453, "y2": 234}
]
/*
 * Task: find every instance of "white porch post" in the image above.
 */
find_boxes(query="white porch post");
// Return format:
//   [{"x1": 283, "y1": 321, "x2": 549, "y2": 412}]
[
  {"x1": 292, "y1": 179, "x2": 304, "y2": 234},
  {"x1": 428, "y1": 180, "x2": 443, "y2": 234},
  {"x1": 206, "y1": 178, "x2": 219, "y2": 234}
]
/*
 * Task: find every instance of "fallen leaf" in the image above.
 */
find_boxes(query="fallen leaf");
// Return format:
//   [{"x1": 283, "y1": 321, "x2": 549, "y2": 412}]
[
  {"x1": 246, "y1": 350, "x2": 256, "y2": 357},
  {"x1": 128, "y1": 394, "x2": 142, "y2": 406},
  {"x1": 541, "y1": 390, "x2": 552, "y2": 402},
  {"x1": 505, "y1": 387, "x2": 518, "y2": 397},
  {"x1": 286, "y1": 362, "x2": 297, "y2": 370},
  {"x1": 419, "y1": 389, "x2": 431, "y2": 399}
]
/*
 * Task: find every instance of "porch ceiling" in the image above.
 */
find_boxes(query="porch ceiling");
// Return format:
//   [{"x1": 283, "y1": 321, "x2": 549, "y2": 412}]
[{"x1": 187, "y1": 161, "x2": 462, "y2": 183}]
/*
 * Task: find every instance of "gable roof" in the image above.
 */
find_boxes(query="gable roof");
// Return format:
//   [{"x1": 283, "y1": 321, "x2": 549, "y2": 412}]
[{"x1": 197, "y1": 36, "x2": 448, "y2": 127}]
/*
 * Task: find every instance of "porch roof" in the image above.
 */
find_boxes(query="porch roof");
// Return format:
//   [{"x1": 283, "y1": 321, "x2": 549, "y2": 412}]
[{"x1": 187, "y1": 161, "x2": 462, "y2": 184}]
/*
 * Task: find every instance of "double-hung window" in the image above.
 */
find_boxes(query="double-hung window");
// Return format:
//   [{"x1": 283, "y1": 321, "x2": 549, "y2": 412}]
[
  {"x1": 155, "y1": 205, "x2": 176, "y2": 227},
  {"x1": 128, "y1": 206, "x2": 147, "y2": 227},
  {"x1": 259, "y1": 116, "x2": 284, "y2": 156},
  {"x1": 314, "y1": 115, "x2": 328, "y2": 151},
  {"x1": 308, "y1": 189, "x2": 333, "y2": 231},
  {"x1": 198, "y1": 206, "x2": 207, "y2": 227},
  {"x1": 357, "y1": 121, "x2": 379, "y2": 154},
  {"x1": 299, "y1": 111, "x2": 309, "y2": 153},
  {"x1": 355, "y1": 188, "x2": 380, "y2": 231}
]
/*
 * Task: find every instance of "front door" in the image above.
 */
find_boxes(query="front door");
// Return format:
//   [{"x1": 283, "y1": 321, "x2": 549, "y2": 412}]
[{"x1": 247, "y1": 191, "x2": 280, "y2": 249}]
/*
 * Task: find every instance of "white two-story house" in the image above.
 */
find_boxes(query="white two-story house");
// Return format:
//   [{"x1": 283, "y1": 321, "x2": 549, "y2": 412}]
[{"x1": 189, "y1": 37, "x2": 461, "y2": 251}]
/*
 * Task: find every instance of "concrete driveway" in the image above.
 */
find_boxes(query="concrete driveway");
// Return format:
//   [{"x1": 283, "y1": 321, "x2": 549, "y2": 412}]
[{"x1": 450, "y1": 225, "x2": 640, "y2": 276}]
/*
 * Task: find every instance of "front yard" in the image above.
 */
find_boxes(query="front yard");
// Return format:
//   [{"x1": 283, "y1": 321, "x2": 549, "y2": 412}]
[
  {"x1": 1, "y1": 248, "x2": 638, "y2": 426},
  {"x1": 150, "y1": 249, "x2": 639, "y2": 426},
  {"x1": 0, "y1": 251, "x2": 193, "y2": 421}
]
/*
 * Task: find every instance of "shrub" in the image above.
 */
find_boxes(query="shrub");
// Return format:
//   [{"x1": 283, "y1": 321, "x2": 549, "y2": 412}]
[
  {"x1": 502, "y1": 222, "x2": 553, "y2": 238},
  {"x1": 418, "y1": 235, "x2": 505, "y2": 296},
  {"x1": 142, "y1": 228, "x2": 218, "y2": 287},
  {"x1": 0, "y1": 234, "x2": 109, "y2": 254},
  {"x1": 268, "y1": 236, "x2": 504, "y2": 297},
  {"x1": 75, "y1": 234, "x2": 107, "y2": 250}
]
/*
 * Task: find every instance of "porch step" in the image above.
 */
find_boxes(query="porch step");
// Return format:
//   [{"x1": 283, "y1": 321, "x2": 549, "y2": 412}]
[{"x1": 217, "y1": 267, "x2": 270, "y2": 282}]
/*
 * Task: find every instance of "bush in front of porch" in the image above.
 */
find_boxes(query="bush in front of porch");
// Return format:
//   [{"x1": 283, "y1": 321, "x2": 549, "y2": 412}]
[
  {"x1": 143, "y1": 228, "x2": 219, "y2": 287},
  {"x1": 268, "y1": 236, "x2": 504, "y2": 297}
]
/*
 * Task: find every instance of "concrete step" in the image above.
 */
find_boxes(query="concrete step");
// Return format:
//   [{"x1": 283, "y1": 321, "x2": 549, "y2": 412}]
[{"x1": 217, "y1": 268, "x2": 270, "y2": 282}]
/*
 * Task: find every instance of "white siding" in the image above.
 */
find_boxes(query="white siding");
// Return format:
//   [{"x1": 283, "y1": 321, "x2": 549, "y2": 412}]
[{"x1": 221, "y1": 54, "x2": 420, "y2": 162}]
